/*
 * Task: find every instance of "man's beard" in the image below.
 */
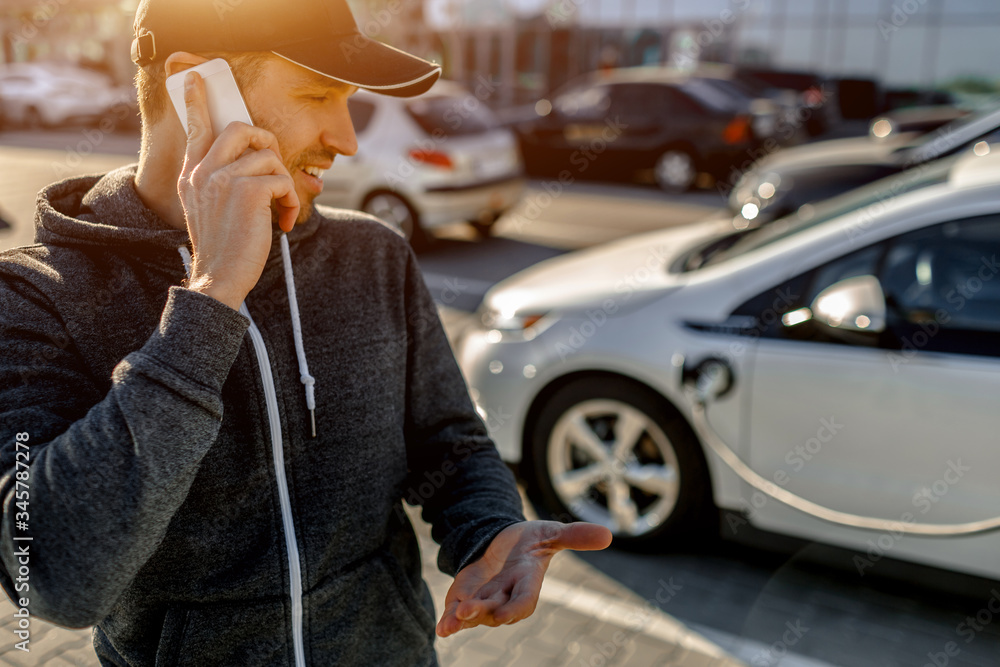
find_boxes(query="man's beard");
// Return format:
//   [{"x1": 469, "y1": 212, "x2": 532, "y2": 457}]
[{"x1": 269, "y1": 149, "x2": 336, "y2": 227}]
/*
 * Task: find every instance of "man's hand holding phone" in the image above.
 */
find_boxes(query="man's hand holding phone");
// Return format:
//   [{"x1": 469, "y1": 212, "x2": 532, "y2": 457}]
[{"x1": 176, "y1": 69, "x2": 299, "y2": 311}]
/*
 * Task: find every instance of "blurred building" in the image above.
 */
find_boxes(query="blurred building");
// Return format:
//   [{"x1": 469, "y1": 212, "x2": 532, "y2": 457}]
[
  {"x1": 1, "y1": 0, "x2": 997, "y2": 111},
  {"x1": 0, "y1": 0, "x2": 137, "y2": 84},
  {"x1": 355, "y1": 0, "x2": 1000, "y2": 108}
]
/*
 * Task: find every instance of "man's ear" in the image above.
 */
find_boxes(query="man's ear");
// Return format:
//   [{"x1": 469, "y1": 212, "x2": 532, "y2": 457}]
[{"x1": 164, "y1": 52, "x2": 210, "y2": 78}]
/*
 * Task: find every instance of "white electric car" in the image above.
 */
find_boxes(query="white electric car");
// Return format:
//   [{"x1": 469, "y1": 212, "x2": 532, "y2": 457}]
[
  {"x1": 457, "y1": 148, "x2": 1000, "y2": 580},
  {"x1": 317, "y1": 79, "x2": 524, "y2": 246}
]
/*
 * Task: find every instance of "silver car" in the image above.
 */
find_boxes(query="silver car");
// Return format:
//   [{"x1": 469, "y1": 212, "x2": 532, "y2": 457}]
[
  {"x1": 458, "y1": 147, "x2": 1000, "y2": 580},
  {"x1": 318, "y1": 79, "x2": 525, "y2": 247}
]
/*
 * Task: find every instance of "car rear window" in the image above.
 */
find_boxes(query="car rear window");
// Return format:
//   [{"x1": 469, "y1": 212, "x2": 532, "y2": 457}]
[
  {"x1": 702, "y1": 78, "x2": 756, "y2": 103},
  {"x1": 554, "y1": 85, "x2": 611, "y2": 120},
  {"x1": 679, "y1": 79, "x2": 739, "y2": 113},
  {"x1": 405, "y1": 94, "x2": 499, "y2": 137}
]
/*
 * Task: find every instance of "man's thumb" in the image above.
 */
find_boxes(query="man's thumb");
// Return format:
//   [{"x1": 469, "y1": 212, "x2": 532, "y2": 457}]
[{"x1": 555, "y1": 522, "x2": 613, "y2": 551}]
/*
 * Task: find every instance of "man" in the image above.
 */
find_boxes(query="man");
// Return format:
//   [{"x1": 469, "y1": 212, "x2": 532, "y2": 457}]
[{"x1": 0, "y1": 0, "x2": 611, "y2": 664}]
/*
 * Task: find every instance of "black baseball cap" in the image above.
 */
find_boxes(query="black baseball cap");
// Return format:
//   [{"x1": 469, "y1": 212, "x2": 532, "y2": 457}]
[{"x1": 132, "y1": 0, "x2": 442, "y2": 97}]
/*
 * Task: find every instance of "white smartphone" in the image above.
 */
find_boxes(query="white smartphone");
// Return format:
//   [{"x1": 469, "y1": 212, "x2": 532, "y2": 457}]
[{"x1": 166, "y1": 58, "x2": 253, "y2": 136}]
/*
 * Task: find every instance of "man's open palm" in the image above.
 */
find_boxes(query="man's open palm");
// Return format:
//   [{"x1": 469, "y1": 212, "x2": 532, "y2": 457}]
[{"x1": 436, "y1": 521, "x2": 613, "y2": 637}]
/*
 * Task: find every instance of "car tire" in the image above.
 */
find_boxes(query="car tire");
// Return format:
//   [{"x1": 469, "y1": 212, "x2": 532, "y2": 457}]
[
  {"x1": 361, "y1": 191, "x2": 428, "y2": 251},
  {"x1": 526, "y1": 377, "x2": 714, "y2": 548},
  {"x1": 653, "y1": 149, "x2": 697, "y2": 193}
]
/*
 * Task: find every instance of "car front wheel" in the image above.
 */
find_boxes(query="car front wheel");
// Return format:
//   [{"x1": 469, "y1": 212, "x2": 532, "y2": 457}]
[
  {"x1": 654, "y1": 149, "x2": 697, "y2": 193},
  {"x1": 527, "y1": 377, "x2": 713, "y2": 547}
]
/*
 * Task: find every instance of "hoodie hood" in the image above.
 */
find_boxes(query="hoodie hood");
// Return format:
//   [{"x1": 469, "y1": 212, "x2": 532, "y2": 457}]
[
  {"x1": 36, "y1": 165, "x2": 187, "y2": 250},
  {"x1": 35, "y1": 164, "x2": 323, "y2": 268}
]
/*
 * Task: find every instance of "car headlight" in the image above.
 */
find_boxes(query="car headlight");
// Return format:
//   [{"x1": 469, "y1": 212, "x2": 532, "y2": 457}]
[
  {"x1": 477, "y1": 302, "x2": 558, "y2": 343},
  {"x1": 481, "y1": 308, "x2": 545, "y2": 331},
  {"x1": 481, "y1": 309, "x2": 548, "y2": 336}
]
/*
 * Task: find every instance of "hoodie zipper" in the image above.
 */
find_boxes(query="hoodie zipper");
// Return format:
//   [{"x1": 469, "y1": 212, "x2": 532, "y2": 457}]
[{"x1": 239, "y1": 302, "x2": 306, "y2": 667}]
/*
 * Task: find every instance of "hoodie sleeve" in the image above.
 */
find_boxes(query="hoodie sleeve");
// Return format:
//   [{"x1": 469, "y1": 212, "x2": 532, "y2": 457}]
[
  {"x1": 0, "y1": 274, "x2": 249, "y2": 629},
  {"x1": 400, "y1": 249, "x2": 526, "y2": 577}
]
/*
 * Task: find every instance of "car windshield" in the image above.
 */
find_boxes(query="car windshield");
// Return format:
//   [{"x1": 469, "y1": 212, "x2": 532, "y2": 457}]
[
  {"x1": 691, "y1": 155, "x2": 958, "y2": 270},
  {"x1": 701, "y1": 78, "x2": 757, "y2": 103},
  {"x1": 405, "y1": 94, "x2": 500, "y2": 137},
  {"x1": 732, "y1": 71, "x2": 774, "y2": 96}
]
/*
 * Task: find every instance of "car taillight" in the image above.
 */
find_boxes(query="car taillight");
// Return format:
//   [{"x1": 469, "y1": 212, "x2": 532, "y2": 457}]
[
  {"x1": 802, "y1": 86, "x2": 825, "y2": 107},
  {"x1": 409, "y1": 149, "x2": 453, "y2": 169},
  {"x1": 723, "y1": 116, "x2": 752, "y2": 145}
]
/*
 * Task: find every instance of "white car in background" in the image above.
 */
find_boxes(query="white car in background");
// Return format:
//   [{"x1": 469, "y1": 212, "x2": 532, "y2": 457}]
[
  {"x1": 457, "y1": 147, "x2": 1000, "y2": 580},
  {"x1": 318, "y1": 79, "x2": 525, "y2": 247},
  {"x1": 0, "y1": 62, "x2": 132, "y2": 129}
]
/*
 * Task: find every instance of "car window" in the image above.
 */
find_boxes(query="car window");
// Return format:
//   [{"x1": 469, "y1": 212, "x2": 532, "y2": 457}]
[
  {"x1": 880, "y1": 215, "x2": 1000, "y2": 356},
  {"x1": 347, "y1": 98, "x2": 376, "y2": 134},
  {"x1": 405, "y1": 94, "x2": 500, "y2": 137},
  {"x1": 735, "y1": 217, "x2": 1000, "y2": 356},
  {"x1": 553, "y1": 85, "x2": 611, "y2": 121},
  {"x1": 609, "y1": 84, "x2": 664, "y2": 124},
  {"x1": 730, "y1": 272, "x2": 811, "y2": 339},
  {"x1": 731, "y1": 245, "x2": 882, "y2": 341},
  {"x1": 733, "y1": 72, "x2": 772, "y2": 96},
  {"x1": 663, "y1": 86, "x2": 702, "y2": 115},
  {"x1": 679, "y1": 79, "x2": 739, "y2": 113},
  {"x1": 701, "y1": 78, "x2": 755, "y2": 103}
]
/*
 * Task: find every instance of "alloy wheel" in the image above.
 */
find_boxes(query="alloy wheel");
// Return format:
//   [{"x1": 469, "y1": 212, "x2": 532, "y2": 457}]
[
  {"x1": 546, "y1": 399, "x2": 681, "y2": 537},
  {"x1": 654, "y1": 150, "x2": 696, "y2": 193}
]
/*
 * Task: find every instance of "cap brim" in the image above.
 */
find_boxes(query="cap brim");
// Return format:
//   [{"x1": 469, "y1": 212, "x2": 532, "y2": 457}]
[{"x1": 273, "y1": 35, "x2": 441, "y2": 98}]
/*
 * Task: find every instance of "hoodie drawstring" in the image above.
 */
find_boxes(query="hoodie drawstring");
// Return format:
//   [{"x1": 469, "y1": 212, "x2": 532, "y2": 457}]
[
  {"x1": 279, "y1": 234, "x2": 317, "y2": 438},
  {"x1": 178, "y1": 235, "x2": 317, "y2": 438},
  {"x1": 178, "y1": 245, "x2": 193, "y2": 277}
]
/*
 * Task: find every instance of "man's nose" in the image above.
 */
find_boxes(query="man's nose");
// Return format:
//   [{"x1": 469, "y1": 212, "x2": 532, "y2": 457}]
[{"x1": 321, "y1": 102, "x2": 358, "y2": 157}]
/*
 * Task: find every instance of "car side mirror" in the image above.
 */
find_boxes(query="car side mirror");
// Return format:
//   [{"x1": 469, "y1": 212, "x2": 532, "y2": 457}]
[
  {"x1": 781, "y1": 275, "x2": 887, "y2": 342},
  {"x1": 812, "y1": 275, "x2": 887, "y2": 333}
]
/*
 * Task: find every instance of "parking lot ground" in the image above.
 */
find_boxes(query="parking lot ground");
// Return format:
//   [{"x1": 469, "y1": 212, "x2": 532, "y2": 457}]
[{"x1": 0, "y1": 502, "x2": 747, "y2": 667}]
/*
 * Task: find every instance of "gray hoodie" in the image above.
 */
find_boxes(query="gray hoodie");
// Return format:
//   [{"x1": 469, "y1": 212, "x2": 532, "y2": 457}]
[{"x1": 0, "y1": 165, "x2": 525, "y2": 666}]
